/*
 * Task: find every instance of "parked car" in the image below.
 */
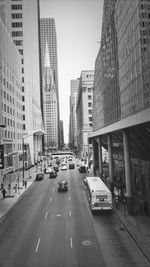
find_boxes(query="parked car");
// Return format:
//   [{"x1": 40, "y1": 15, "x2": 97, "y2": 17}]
[
  {"x1": 79, "y1": 165, "x2": 87, "y2": 173},
  {"x1": 58, "y1": 181, "x2": 68, "y2": 192},
  {"x1": 69, "y1": 163, "x2": 75, "y2": 169},
  {"x1": 35, "y1": 173, "x2": 44, "y2": 181},
  {"x1": 49, "y1": 170, "x2": 57, "y2": 179}
]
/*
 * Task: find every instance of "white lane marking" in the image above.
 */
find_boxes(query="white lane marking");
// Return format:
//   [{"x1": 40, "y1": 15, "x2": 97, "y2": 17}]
[
  {"x1": 70, "y1": 238, "x2": 73, "y2": 248},
  {"x1": 53, "y1": 188, "x2": 55, "y2": 192},
  {"x1": 45, "y1": 212, "x2": 48, "y2": 220},
  {"x1": 49, "y1": 197, "x2": 52, "y2": 203},
  {"x1": 68, "y1": 195, "x2": 70, "y2": 201},
  {"x1": 35, "y1": 238, "x2": 40, "y2": 253},
  {"x1": 69, "y1": 211, "x2": 72, "y2": 218}
]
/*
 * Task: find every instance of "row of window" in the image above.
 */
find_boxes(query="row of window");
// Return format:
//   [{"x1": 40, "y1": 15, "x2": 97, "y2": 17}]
[
  {"x1": 11, "y1": 13, "x2": 22, "y2": 19},
  {"x1": 12, "y1": 22, "x2": 23, "y2": 28},
  {"x1": 11, "y1": 5, "x2": 22, "y2": 10},
  {"x1": 2, "y1": 116, "x2": 22, "y2": 129}
]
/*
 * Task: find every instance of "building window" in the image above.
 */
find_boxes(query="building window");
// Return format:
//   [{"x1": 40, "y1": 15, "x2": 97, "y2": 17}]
[
  {"x1": 11, "y1": 4, "x2": 22, "y2": 10},
  {"x1": 11, "y1": 13, "x2": 22, "y2": 19},
  {"x1": 12, "y1": 22, "x2": 23, "y2": 28},
  {"x1": 12, "y1": 31, "x2": 23, "y2": 37},
  {"x1": 19, "y1": 49, "x2": 23, "y2": 55},
  {"x1": 14, "y1": 40, "x2": 23, "y2": 46}
]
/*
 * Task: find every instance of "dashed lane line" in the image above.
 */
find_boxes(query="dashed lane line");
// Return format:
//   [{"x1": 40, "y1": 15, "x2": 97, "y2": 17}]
[
  {"x1": 45, "y1": 212, "x2": 48, "y2": 220},
  {"x1": 35, "y1": 238, "x2": 40, "y2": 253},
  {"x1": 70, "y1": 238, "x2": 73, "y2": 248}
]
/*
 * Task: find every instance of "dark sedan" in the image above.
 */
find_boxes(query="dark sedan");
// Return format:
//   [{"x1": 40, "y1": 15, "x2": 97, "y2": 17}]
[
  {"x1": 35, "y1": 173, "x2": 44, "y2": 181},
  {"x1": 49, "y1": 171, "x2": 57, "y2": 179}
]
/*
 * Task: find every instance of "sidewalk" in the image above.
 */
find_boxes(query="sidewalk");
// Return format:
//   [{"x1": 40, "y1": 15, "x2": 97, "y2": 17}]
[
  {"x1": 113, "y1": 201, "x2": 150, "y2": 263},
  {"x1": 88, "y1": 168, "x2": 150, "y2": 263},
  {"x1": 0, "y1": 167, "x2": 38, "y2": 220}
]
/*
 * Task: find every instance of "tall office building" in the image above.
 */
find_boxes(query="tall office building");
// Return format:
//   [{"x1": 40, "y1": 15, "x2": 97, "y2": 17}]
[
  {"x1": 69, "y1": 79, "x2": 80, "y2": 148},
  {"x1": 76, "y1": 71, "x2": 94, "y2": 160},
  {"x1": 89, "y1": 0, "x2": 150, "y2": 214},
  {"x1": 9, "y1": 0, "x2": 44, "y2": 165},
  {"x1": 40, "y1": 18, "x2": 60, "y2": 151},
  {"x1": 0, "y1": 0, "x2": 44, "y2": 185},
  {"x1": 0, "y1": 0, "x2": 22, "y2": 184},
  {"x1": 43, "y1": 43, "x2": 58, "y2": 151}
]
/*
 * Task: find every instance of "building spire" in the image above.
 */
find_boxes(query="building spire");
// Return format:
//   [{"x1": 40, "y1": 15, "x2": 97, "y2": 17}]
[
  {"x1": 44, "y1": 41, "x2": 50, "y2": 68},
  {"x1": 44, "y1": 40, "x2": 55, "y2": 88}
]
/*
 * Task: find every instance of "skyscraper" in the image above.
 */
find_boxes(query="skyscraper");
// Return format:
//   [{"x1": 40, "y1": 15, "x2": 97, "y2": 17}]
[
  {"x1": 69, "y1": 79, "x2": 80, "y2": 148},
  {"x1": 9, "y1": 0, "x2": 44, "y2": 165},
  {"x1": 89, "y1": 0, "x2": 150, "y2": 214},
  {"x1": 43, "y1": 42, "x2": 58, "y2": 151},
  {"x1": 76, "y1": 71, "x2": 94, "y2": 160},
  {"x1": 40, "y1": 18, "x2": 60, "y2": 151}
]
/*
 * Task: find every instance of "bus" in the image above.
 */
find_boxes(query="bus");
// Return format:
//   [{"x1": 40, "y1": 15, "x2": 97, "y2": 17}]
[{"x1": 86, "y1": 176, "x2": 112, "y2": 211}]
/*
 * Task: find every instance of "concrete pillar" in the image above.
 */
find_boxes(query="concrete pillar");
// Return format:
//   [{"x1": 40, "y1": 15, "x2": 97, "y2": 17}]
[
  {"x1": 108, "y1": 134, "x2": 114, "y2": 193},
  {"x1": 92, "y1": 138, "x2": 96, "y2": 176},
  {"x1": 97, "y1": 136, "x2": 103, "y2": 177},
  {"x1": 123, "y1": 129, "x2": 133, "y2": 214}
]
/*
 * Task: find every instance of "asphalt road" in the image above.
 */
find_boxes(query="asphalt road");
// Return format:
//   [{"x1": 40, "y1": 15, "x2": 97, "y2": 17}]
[{"x1": 0, "y1": 167, "x2": 149, "y2": 267}]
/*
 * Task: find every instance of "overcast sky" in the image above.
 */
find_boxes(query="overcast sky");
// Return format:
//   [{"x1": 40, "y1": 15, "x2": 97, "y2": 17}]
[{"x1": 40, "y1": 0, "x2": 104, "y2": 143}]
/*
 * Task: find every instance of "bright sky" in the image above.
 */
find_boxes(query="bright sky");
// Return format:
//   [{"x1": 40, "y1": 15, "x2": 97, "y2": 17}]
[{"x1": 40, "y1": 0, "x2": 104, "y2": 143}]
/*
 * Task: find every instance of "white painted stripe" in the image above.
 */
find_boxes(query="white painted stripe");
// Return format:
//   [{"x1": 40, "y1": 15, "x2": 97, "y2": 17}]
[
  {"x1": 70, "y1": 238, "x2": 73, "y2": 248},
  {"x1": 45, "y1": 212, "x2": 48, "y2": 220},
  {"x1": 69, "y1": 211, "x2": 72, "y2": 218},
  {"x1": 68, "y1": 195, "x2": 70, "y2": 200},
  {"x1": 49, "y1": 197, "x2": 52, "y2": 203},
  {"x1": 35, "y1": 238, "x2": 40, "y2": 253},
  {"x1": 53, "y1": 188, "x2": 55, "y2": 192}
]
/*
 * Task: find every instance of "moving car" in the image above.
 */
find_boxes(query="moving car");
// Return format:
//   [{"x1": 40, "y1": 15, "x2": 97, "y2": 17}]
[
  {"x1": 49, "y1": 170, "x2": 57, "y2": 179},
  {"x1": 53, "y1": 165, "x2": 59, "y2": 172},
  {"x1": 58, "y1": 181, "x2": 68, "y2": 192},
  {"x1": 79, "y1": 165, "x2": 87, "y2": 173},
  {"x1": 45, "y1": 167, "x2": 53, "y2": 174},
  {"x1": 35, "y1": 173, "x2": 44, "y2": 181},
  {"x1": 69, "y1": 163, "x2": 75, "y2": 169}
]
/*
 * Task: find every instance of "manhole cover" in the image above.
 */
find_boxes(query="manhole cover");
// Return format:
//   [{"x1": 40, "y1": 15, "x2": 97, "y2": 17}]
[{"x1": 82, "y1": 240, "x2": 92, "y2": 246}]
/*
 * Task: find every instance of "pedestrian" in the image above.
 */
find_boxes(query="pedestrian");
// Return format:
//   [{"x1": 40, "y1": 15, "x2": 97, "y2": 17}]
[
  {"x1": 24, "y1": 180, "x2": 27, "y2": 188},
  {"x1": 114, "y1": 187, "x2": 119, "y2": 208},
  {"x1": 14, "y1": 184, "x2": 17, "y2": 194},
  {"x1": 1, "y1": 188, "x2": 6, "y2": 199}
]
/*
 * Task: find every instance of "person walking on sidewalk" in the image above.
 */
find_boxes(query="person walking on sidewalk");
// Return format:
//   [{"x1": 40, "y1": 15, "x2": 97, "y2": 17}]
[
  {"x1": 24, "y1": 180, "x2": 27, "y2": 188},
  {"x1": 114, "y1": 187, "x2": 119, "y2": 208},
  {"x1": 1, "y1": 188, "x2": 6, "y2": 199},
  {"x1": 13, "y1": 184, "x2": 17, "y2": 194}
]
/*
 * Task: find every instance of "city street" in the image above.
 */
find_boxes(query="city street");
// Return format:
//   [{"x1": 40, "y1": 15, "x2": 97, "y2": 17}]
[{"x1": 0, "y1": 168, "x2": 149, "y2": 267}]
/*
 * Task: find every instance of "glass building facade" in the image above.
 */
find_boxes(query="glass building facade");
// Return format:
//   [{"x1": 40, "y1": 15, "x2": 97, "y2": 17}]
[{"x1": 90, "y1": 0, "x2": 150, "y2": 214}]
